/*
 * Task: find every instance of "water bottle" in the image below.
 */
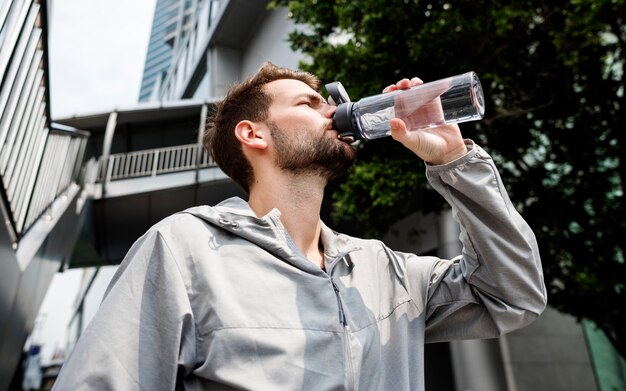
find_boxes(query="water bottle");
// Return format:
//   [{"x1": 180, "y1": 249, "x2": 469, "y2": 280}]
[{"x1": 326, "y1": 72, "x2": 485, "y2": 143}]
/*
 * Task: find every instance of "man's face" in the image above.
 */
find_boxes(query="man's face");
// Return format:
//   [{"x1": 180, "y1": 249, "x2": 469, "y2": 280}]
[{"x1": 263, "y1": 79, "x2": 356, "y2": 181}]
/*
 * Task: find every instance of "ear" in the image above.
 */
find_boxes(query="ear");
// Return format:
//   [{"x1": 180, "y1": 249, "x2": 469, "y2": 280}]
[{"x1": 234, "y1": 120, "x2": 268, "y2": 150}]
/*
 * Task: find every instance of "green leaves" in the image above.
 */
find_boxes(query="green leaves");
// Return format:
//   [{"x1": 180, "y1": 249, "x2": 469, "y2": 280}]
[{"x1": 330, "y1": 140, "x2": 438, "y2": 237}]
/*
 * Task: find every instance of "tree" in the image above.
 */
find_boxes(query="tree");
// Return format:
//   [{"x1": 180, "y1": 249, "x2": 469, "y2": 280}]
[{"x1": 272, "y1": 0, "x2": 626, "y2": 359}]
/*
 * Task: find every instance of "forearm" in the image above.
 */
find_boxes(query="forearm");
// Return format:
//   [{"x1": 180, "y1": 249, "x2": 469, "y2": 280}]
[{"x1": 425, "y1": 140, "x2": 547, "y2": 333}]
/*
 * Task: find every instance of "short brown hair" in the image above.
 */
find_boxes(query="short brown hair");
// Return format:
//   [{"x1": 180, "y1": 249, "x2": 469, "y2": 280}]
[{"x1": 203, "y1": 62, "x2": 320, "y2": 192}]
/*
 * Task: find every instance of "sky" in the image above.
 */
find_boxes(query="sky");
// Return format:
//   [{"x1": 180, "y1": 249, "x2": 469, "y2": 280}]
[
  {"x1": 47, "y1": 0, "x2": 156, "y2": 119},
  {"x1": 33, "y1": 0, "x2": 156, "y2": 364}
]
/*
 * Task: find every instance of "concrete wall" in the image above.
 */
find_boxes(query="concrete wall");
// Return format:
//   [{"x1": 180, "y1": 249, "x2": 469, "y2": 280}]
[
  {"x1": 241, "y1": 8, "x2": 303, "y2": 78},
  {"x1": 503, "y1": 306, "x2": 598, "y2": 391},
  {"x1": 207, "y1": 45, "x2": 241, "y2": 98},
  {"x1": 0, "y1": 186, "x2": 87, "y2": 391},
  {"x1": 204, "y1": 7, "x2": 303, "y2": 99}
]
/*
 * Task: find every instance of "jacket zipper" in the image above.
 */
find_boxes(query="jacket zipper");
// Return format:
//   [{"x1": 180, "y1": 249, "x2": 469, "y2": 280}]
[
  {"x1": 330, "y1": 277, "x2": 355, "y2": 391},
  {"x1": 331, "y1": 279, "x2": 347, "y2": 325}
]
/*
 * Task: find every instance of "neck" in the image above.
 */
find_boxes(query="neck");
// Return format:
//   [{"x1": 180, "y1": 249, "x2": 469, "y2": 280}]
[{"x1": 248, "y1": 172, "x2": 326, "y2": 267}]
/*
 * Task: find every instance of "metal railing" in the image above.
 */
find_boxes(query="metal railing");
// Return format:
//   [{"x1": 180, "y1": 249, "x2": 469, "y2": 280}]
[
  {"x1": 98, "y1": 143, "x2": 216, "y2": 183},
  {"x1": 0, "y1": 0, "x2": 78, "y2": 240},
  {"x1": 20, "y1": 129, "x2": 89, "y2": 234}
]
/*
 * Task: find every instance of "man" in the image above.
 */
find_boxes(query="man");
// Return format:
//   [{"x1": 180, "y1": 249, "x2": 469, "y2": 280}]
[{"x1": 54, "y1": 63, "x2": 546, "y2": 390}]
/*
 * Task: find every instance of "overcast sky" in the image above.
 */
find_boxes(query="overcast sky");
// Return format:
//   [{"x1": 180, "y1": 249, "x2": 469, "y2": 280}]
[
  {"x1": 35, "y1": 0, "x2": 156, "y2": 363},
  {"x1": 48, "y1": 0, "x2": 156, "y2": 119}
]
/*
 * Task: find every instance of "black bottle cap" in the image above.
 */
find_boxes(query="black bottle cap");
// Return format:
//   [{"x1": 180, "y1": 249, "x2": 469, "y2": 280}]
[
  {"x1": 333, "y1": 102, "x2": 359, "y2": 143},
  {"x1": 325, "y1": 81, "x2": 360, "y2": 143}
]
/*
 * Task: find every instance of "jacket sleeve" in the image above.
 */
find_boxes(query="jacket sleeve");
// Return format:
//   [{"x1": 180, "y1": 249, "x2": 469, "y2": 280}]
[
  {"x1": 414, "y1": 140, "x2": 547, "y2": 342},
  {"x1": 52, "y1": 230, "x2": 196, "y2": 390}
]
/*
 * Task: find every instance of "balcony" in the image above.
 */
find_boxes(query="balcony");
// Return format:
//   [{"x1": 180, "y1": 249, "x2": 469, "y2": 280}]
[{"x1": 57, "y1": 100, "x2": 245, "y2": 268}]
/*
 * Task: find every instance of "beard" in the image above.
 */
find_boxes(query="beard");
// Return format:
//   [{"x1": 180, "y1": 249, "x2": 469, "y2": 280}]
[{"x1": 269, "y1": 120, "x2": 356, "y2": 182}]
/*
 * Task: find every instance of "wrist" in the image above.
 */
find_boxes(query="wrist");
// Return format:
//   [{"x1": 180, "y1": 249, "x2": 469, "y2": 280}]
[
  {"x1": 427, "y1": 145, "x2": 469, "y2": 165},
  {"x1": 425, "y1": 140, "x2": 473, "y2": 166}
]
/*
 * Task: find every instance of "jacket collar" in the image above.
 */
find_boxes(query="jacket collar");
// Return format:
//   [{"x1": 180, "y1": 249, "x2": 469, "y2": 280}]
[{"x1": 185, "y1": 197, "x2": 361, "y2": 271}]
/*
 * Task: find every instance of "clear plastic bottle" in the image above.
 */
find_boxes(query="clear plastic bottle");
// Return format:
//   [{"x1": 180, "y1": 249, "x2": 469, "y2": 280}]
[{"x1": 327, "y1": 72, "x2": 485, "y2": 143}]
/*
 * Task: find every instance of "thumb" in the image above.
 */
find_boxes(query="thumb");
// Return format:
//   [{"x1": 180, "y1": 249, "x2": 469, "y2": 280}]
[
  {"x1": 390, "y1": 118, "x2": 425, "y2": 157},
  {"x1": 390, "y1": 118, "x2": 409, "y2": 142}
]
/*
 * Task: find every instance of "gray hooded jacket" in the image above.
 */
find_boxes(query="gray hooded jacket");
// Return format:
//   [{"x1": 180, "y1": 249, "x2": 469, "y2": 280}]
[{"x1": 53, "y1": 141, "x2": 547, "y2": 390}]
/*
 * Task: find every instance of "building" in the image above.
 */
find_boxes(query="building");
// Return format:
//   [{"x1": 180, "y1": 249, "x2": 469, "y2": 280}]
[
  {"x1": 138, "y1": 0, "x2": 177, "y2": 102},
  {"x1": 0, "y1": 0, "x2": 89, "y2": 389},
  {"x1": 156, "y1": 0, "x2": 301, "y2": 102},
  {"x1": 138, "y1": 0, "x2": 200, "y2": 102}
]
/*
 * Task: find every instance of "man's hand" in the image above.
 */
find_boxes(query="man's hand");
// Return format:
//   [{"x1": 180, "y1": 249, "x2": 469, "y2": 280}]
[{"x1": 384, "y1": 78, "x2": 467, "y2": 165}]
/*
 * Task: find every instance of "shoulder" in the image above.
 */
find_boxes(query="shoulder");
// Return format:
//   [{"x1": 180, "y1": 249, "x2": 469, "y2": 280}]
[
  {"x1": 321, "y1": 224, "x2": 385, "y2": 256},
  {"x1": 120, "y1": 206, "x2": 221, "y2": 272},
  {"x1": 146, "y1": 206, "x2": 216, "y2": 239}
]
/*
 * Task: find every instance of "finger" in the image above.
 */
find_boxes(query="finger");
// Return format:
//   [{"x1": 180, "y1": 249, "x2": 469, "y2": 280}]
[
  {"x1": 396, "y1": 78, "x2": 412, "y2": 90},
  {"x1": 410, "y1": 77, "x2": 423, "y2": 86},
  {"x1": 382, "y1": 84, "x2": 397, "y2": 93}
]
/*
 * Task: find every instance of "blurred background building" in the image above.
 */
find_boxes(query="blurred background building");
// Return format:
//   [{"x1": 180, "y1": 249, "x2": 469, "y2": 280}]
[
  {"x1": 0, "y1": 0, "x2": 623, "y2": 390},
  {"x1": 138, "y1": 0, "x2": 182, "y2": 102}
]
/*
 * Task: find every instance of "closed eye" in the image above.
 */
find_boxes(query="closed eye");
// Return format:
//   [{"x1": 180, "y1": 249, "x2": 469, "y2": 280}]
[{"x1": 294, "y1": 93, "x2": 326, "y2": 108}]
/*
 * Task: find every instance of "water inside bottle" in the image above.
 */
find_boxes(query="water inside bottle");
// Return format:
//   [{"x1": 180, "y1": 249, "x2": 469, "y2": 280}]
[
  {"x1": 354, "y1": 87, "x2": 447, "y2": 140},
  {"x1": 348, "y1": 72, "x2": 484, "y2": 140}
]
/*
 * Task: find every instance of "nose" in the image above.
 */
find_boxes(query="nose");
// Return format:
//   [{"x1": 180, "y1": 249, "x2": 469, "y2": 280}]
[{"x1": 322, "y1": 102, "x2": 336, "y2": 119}]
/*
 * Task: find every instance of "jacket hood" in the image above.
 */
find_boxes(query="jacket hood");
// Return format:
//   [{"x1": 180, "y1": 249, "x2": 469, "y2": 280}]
[{"x1": 180, "y1": 197, "x2": 360, "y2": 273}]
